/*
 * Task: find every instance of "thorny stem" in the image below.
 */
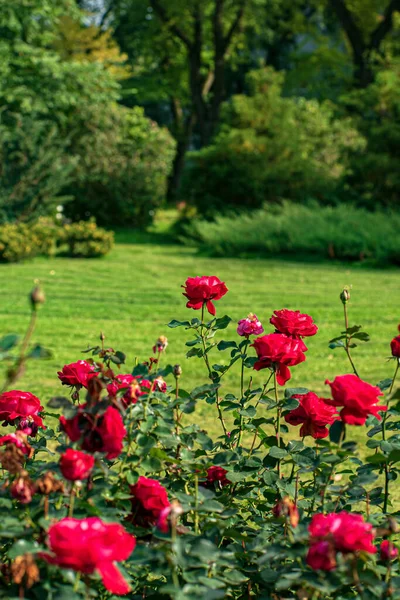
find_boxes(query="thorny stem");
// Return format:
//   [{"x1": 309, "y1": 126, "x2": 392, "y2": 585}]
[
  {"x1": 249, "y1": 374, "x2": 274, "y2": 455},
  {"x1": 200, "y1": 303, "x2": 227, "y2": 437},
  {"x1": 321, "y1": 426, "x2": 345, "y2": 512},
  {"x1": 2, "y1": 309, "x2": 37, "y2": 392},
  {"x1": 343, "y1": 302, "x2": 360, "y2": 378},
  {"x1": 274, "y1": 372, "x2": 282, "y2": 478},
  {"x1": 237, "y1": 339, "x2": 250, "y2": 448},
  {"x1": 68, "y1": 485, "x2": 75, "y2": 517},
  {"x1": 194, "y1": 474, "x2": 200, "y2": 534},
  {"x1": 383, "y1": 361, "x2": 399, "y2": 514}
]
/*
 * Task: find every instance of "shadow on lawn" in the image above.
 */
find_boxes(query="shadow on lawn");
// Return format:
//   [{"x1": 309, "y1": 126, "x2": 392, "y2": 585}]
[{"x1": 113, "y1": 229, "x2": 177, "y2": 246}]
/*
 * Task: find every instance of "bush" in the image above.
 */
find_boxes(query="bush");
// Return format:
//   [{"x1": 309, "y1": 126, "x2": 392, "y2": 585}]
[
  {"x1": 0, "y1": 223, "x2": 43, "y2": 263},
  {"x1": 182, "y1": 201, "x2": 400, "y2": 264},
  {"x1": 181, "y1": 68, "x2": 364, "y2": 218},
  {"x1": 64, "y1": 105, "x2": 176, "y2": 228},
  {"x1": 60, "y1": 219, "x2": 114, "y2": 258},
  {"x1": 0, "y1": 280, "x2": 400, "y2": 599},
  {"x1": 340, "y1": 65, "x2": 400, "y2": 210},
  {"x1": 0, "y1": 219, "x2": 113, "y2": 262}
]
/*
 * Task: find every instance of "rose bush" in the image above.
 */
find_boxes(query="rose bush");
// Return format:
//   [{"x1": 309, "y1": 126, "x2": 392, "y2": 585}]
[{"x1": 0, "y1": 280, "x2": 400, "y2": 599}]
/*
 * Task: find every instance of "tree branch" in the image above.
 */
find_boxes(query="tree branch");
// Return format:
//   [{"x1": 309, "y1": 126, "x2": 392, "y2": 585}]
[
  {"x1": 328, "y1": 0, "x2": 365, "y2": 58},
  {"x1": 223, "y1": 0, "x2": 247, "y2": 54},
  {"x1": 149, "y1": 0, "x2": 193, "y2": 49},
  {"x1": 370, "y1": 0, "x2": 400, "y2": 50}
]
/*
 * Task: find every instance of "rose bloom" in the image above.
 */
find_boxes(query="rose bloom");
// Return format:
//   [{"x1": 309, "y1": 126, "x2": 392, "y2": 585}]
[
  {"x1": 206, "y1": 466, "x2": 230, "y2": 487},
  {"x1": 272, "y1": 497, "x2": 299, "y2": 528},
  {"x1": 40, "y1": 517, "x2": 135, "y2": 595},
  {"x1": 307, "y1": 512, "x2": 376, "y2": 571},
  {"x1": 0, "y1": 390, "x2": 45, "y2": 429},
  {"x1": 57, "y1": 360, "x2": 97, "y2": 389},
  {"x1": 60, "y1": 405, "x2": 127, "y2": 460},
  {"x1": 391, "y1": 335, "x2": 400, "y2": 358},
  {"x1": 182, "y1": 276, "x2": 228, "y2": 316},
  {"x1": 129, "y1": 476, "x2": 170, "y2": 532},
  {"x1": 270, "y1": 309, "x2": 317, "y2": 351},
  {"x1": 0, "y1": 432, "x2": 32, "y2": 457},
  {"x1": 251, "y1": 333, "x2": 306, "y2": 385},
  {"x1": 153, "y1": 376, "x2": 167, "y2": 393},
  {"x1": 284, "y1": 392, "x2": 337, "y2": 439},
  {"x1": 60, "y1": 448, "x2": 95, "y2": 481},
  {"x1": 107, "y1": 374, "x2": 141, "y2": 407},
  {"x1": 325, "y1": 374, "x2": 386, "y2": 426},
  {"x1": 380, "y1": 540, "x2": 399, "y2": 561},
  {"x1": 237, "y1": 313, "x2": 264, "y2": 337}
]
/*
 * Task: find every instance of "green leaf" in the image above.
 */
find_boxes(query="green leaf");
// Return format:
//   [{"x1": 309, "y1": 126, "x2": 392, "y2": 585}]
[
  {"x1": 186, "y1": 347, "x2": 203, "y2": 358},
  {"x1": 366, "y1": 453, "x2": 387, "y2": 464},
  {"x1": 269, "y1": 446, "x2": 287, "y2": 459},
  {"x1": 388, "y1": 449, "x2": 400, "y2": 463},
  {"x1": 0, "y1": 333, "x2": 19, "y2": 351},
  {"x1": 27, "y1": 344, "x2": 53, "y2": 359},
  {"x1": 329, "y1": 340, "x2": 345, "y2": 349},
  {"x1": 110, "y1": 350, "x2": 126, "y2": 365},
  {"x1": 217, "y1": 340, "x2": 237, "y2": 351},
  {"x1": 8, "y1": 539, "x2": 40, "y2": 559},
  {"x1": 377, "y1": 378, "x2": 393, "y2": 391},
  {"x1": 168, "y1": 319, "x2": 191, "y2": 328},
  {"x1": 213, "y1": 315, "x2": 232, "y2": 330},
  {"x1": 344, "y1": 325, "x2": 362, "y2": 335},
  {"x1": 329, "y1": 420, "x2": 346, "y2": 443}
]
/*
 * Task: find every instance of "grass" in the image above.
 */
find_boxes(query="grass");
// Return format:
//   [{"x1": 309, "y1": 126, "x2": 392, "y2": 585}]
[{"x1": 0, "y1": 225, "x2": 399, "y2": 441}]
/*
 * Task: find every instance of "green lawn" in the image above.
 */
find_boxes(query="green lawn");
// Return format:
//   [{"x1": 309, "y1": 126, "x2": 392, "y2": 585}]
[{"x1": 0, "y1": 232, "x2": 399, "y2": 438}]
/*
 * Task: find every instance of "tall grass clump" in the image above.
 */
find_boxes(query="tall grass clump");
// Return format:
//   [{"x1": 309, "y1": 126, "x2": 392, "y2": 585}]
[{"x1": 182, "y1": 202, "x2": 400, "y2": 264}]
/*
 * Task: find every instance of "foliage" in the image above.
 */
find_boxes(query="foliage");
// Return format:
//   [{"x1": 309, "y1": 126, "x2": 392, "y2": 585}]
[
  {"x1": 0, "y1": 279, "x2": 400, "y2": 599},
  {"x1": 64, "y1": 105, "x2": 175, "y2": 228},
  {"x1": 182, "y1": 201, "x2": 400, "y2": 264},
  {"x1": 0, "y1": 118, "x2": 75, "y2": 224},
  {"x1": 340, "y1": 64, "x2": 400, "y2": 210},
  {"x1": 181, "y1": 69, "x2": 364, "y2": 217},
  {"x1": 59, "y1": 219, "x2": 114, "y2": 258},
  {"x1": 0, "y1": 219, "x2": 113, "y2": 262}
]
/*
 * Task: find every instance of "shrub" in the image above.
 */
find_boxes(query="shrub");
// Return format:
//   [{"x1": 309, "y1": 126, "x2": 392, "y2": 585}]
[
  {"x1": 0, "y1": 219, "x2": 113, "y2": 262},
  {"x1": 340, "y1": 66, "x2": 400, "y2": 210},
  {"x1": 60, "y1": 219, "x2": 114, "y2": 258},
  {"x1": 0, "y1": 279, "x2": 400, "y2": 599},
  {"x1": 181, "y1": 68, "x2": 364, "y2": 218},
  {"x1": 182, "y1": 201, "x2": 400, "y2": 264},
  {"x1": 0, "y1": 223, "x2": 43, "y2": 263},
  {"x1": 64, "y1": 105, "x2": 176, "y2": 228}
]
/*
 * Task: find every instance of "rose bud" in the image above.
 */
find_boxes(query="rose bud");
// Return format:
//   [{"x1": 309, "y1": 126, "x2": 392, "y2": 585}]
[
  {"x1": 17, "y1": 417, "x2": 39, "y2": 437},
  {"x1": 380, "y1": 540, "x2": 399, "y2": 561},
  {"x1": 173, "y1": 364, "x2": 182, "y2": 378},
  {"x1": 272, "y1": 496, "x2": 299, "y2": 528},
  {"x1": 206, "y1": 466, "x2": 230, "y2": 488},
  {"x1": 11, "y1": 472, "x2": 34, "y2": 504},
  {"x1": 59, "y1": 449, "x2": 95, "y2": 481},
  {"x1": 391, "y1": 334, "x2": 400, "y2": 359},
  {"x1": 29, "y1": 285, "x2": 45, "y2": 310},
  {"x1": 340, "y1": 288, "x2": 350, "y2": 304}
]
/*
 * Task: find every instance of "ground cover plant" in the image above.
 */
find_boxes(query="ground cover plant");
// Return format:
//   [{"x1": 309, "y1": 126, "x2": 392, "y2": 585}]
[{"x1": 1, "y1": 274, "x2": 400, "y2": 599}]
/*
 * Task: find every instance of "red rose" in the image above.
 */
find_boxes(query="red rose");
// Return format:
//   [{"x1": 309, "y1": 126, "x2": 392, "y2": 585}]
[
  {"x1": 307, "y1": 512, "x2": 376, "y2": 570},
  {"x1": 60, "y1": 404, "x2": 127, "y2": 459},
  {"x1": 325, "y1": 374, "x2": 386, "y2": 426},
  {"x1": 40, "y1": 517, "x2": 135, "y2": 595},
  {"x1": 237, "y1": 313, "x2": 264, "y2": 337},
  {"x1": 306, "y1": 541, "x2": 336, "y2": 571},
  {"x1": 0, "y1": 390, "x2": 45, "y2": 429},
  {"x1": 270, "y1": 309, "x2": 318, "y2": 351},
  {"x1": 380, "y1": 540, "x2": 398, "y2": 561},
  {"x1": 0, "y1": 432, "x2": 32, "y2": 456},
  {"x1": 57, "y1": 360, "x2": 97, "y2": 388},
  {"x1": 153, "y1": 376, "x2": 167, "y2": 393},
  {"x1": 251, "y1": 334, "x2": 306, "y2": 385},
  {"x1": 60, "y1": 448, "x2": 95, "y2": 481},
  {"x1": 107, "y1": 374, "x2": 140, "y2": 407},
  {"x1": 182, "y1": 276, "x2": 228, "y2": 316},
  {"x1": 129, "y1": 476, "x2": 170, "y2": 531},
  {"x1": 206, "y1": 466, "x2": 230, "y2": 487},
  {"x1": 391, "y1": 335, "x2": 400, "y2": 358},
  {"x1": 284, "y1": 392, "x2": 337, "y2": 439}
]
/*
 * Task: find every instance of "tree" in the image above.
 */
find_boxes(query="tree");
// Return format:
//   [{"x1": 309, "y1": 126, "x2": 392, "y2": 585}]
[{"x1": 327, "y1": 0, "x2": 400, "y2": 86}]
